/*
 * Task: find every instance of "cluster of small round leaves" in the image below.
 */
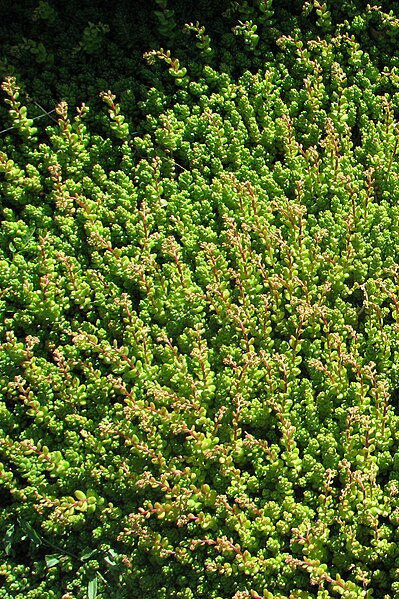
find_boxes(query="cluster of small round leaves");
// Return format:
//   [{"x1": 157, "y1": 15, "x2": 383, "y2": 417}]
[{"x1": 3, "y1": 2, "x2": 399, "y2": 598}]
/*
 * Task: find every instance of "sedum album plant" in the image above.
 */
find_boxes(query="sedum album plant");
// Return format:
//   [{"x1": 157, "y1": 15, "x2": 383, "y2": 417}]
[{"x1": 3, "y1": 1, "x2": 399, "y2": 598}]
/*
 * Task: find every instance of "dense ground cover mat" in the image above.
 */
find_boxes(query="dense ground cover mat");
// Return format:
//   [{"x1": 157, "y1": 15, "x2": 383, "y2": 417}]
[{"x1": 4, "y1": 1, "x2": 399, "y2": 598}]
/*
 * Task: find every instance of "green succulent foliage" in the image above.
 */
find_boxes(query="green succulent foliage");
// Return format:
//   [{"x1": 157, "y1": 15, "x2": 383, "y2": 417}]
[{"x1": 3, "y1": 1, "x2": 399, "y2": 598}]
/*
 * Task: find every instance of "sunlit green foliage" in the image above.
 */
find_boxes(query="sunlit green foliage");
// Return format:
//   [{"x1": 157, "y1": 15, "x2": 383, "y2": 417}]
[{"x1": 2, "y1": 1, "x2": 399, "y2": 598}]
